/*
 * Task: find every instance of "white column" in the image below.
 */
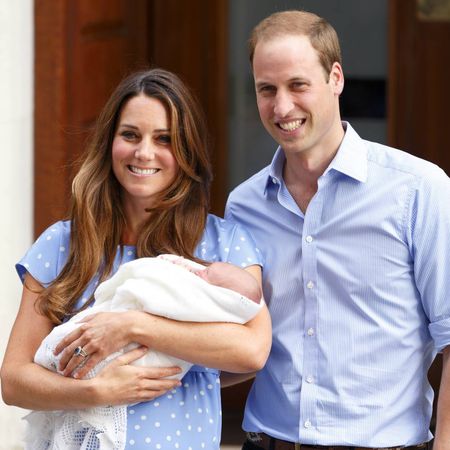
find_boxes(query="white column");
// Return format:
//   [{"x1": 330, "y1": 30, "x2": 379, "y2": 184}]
[{"x1": 0, "y1": 1, "x2": 34, "y2": 449}]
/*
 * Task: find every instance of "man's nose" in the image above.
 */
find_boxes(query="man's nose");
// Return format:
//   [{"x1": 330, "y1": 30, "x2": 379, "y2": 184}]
[{"x1": 273, "y1": 91, "x2": 294, "y2": 117}]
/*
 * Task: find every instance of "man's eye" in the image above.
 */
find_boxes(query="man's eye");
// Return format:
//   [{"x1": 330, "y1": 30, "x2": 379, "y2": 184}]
[{"x1": 258, "y1": 86, "x2": 276, "y2": 96}]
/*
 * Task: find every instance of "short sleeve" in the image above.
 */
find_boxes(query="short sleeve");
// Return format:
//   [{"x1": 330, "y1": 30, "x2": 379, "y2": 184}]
[
  {"x1": 223, "y1": 222, "x2": 263, "y2": 268},
  {"x1": 16, "y1": 221, "x2": 71, "y2": 286},
  {"x1": 198, "y1": 214, "x2": 264, "y2": 268}
]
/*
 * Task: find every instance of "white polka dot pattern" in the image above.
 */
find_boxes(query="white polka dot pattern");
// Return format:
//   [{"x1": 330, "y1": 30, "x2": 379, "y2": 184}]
[{"x1": 15, "y1": 215, "x2": 263, "y2": 449}]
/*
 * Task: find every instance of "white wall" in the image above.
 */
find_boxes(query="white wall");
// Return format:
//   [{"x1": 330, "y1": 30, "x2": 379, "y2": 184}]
[{"x1": 0, "y1": 1, "x2": 34, "y2": 448}]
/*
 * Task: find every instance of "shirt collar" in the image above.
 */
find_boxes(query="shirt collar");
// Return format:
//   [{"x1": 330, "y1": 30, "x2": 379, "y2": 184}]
[
  {"x1": 325, "y1": 122, "x2": 368, "y2": 183},
  {"x1": 264, "y1": 121, "x2": 367, "y2": 193},
  {"x1": 264, "y1": 147, "x2": 285, "y2": 193}
]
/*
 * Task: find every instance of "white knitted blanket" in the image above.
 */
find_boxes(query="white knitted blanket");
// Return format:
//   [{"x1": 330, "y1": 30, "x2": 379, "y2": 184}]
[{"x1": 26, "y1": 255, "x2": 262, "y2": 450}]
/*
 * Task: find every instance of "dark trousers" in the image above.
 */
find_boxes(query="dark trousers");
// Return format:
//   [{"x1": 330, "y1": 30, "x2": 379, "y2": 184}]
[
  {"x1": 241, "y1": 438, "x2": 433, "y2": 450},
  {"x1": 242, "y1": 440, "x2": 268, "y2": 450}
]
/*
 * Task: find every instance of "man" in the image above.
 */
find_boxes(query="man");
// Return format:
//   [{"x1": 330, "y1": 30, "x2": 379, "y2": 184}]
[{"x1": 225, "y1": 10, "x2": 450, "y2": 450}]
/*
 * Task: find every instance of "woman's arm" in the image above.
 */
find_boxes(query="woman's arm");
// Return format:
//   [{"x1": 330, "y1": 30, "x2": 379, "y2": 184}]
[
  {"x1": 0, "y1": 274, "x2": 181, "y2": 410},
  {"x1": 133, "y1": 298, "x2": 271, "y2": 372},
  {"x1": 57, "y1": 265, "x2": 272, "y2": 379}
]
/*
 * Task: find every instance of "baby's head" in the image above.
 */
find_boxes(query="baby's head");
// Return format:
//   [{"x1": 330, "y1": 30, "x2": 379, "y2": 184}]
[{"x1": 196, "y1": 262, "x2": 262, "y2": 303}]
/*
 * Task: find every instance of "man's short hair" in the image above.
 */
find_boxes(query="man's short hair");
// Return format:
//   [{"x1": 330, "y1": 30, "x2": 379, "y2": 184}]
[{"x1": 249, "y1": 10, "x2": 342, "y2": 78}]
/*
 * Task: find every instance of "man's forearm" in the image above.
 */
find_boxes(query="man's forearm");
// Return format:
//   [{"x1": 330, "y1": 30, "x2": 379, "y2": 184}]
[{"x1": 433, "y1": 346, "x2": 450, "y2": 450}]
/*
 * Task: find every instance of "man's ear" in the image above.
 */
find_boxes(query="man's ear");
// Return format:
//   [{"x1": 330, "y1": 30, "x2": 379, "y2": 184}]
[{"x1": 329, "y1": 62, "x2": 344, "y2": 95}]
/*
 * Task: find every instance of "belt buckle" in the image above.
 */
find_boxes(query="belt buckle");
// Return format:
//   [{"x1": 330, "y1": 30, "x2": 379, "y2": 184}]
[{"x1": 247, "y1": 432, "x2": 263, "y2": 443}]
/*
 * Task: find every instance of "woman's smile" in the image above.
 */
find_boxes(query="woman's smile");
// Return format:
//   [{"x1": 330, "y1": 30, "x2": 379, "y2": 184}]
[{"x1": 127, "y1": 165, "x2": 160, "y2": 176}]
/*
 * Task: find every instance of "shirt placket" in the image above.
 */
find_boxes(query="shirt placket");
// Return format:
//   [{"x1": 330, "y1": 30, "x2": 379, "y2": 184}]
[{"x1": 298, "y1": 185, "x2": 324, "y2": 441}]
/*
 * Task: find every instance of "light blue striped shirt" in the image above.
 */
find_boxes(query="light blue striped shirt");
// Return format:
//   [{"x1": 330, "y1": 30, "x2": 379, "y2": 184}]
[{"x1": 225, "y1": 122, "x2": 450, "y2": 447}]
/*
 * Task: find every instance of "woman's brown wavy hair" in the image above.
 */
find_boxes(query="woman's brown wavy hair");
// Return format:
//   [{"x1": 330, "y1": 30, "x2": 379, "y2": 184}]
[{"x1": 38, "y1": 68, "x2": 212, "y2": 324}]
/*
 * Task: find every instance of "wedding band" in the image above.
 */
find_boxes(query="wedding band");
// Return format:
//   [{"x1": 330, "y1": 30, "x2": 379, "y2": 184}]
[{"x1": 74, "y1": 346, "x2": 88, "y2": 358}]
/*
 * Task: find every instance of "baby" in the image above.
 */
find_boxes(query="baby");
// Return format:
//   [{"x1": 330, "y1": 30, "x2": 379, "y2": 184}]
[
  {"x1": 26, "y1": 255, "x2": 263, "y2": 450},
  {"x1": 170, "y1": 254, "x2": 261, "y2": 302}
]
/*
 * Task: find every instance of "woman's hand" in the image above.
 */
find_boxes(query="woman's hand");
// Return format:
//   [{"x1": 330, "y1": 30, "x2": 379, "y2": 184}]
[
  {"x1": 91, "y1": 346, "x2": 182, "y2": 406},
  {"x1": 1, "y1": 274, "x2": 181, "y2": 411},
  {"x1": 54, "y1": 310, "x2": 140, "y2": 378}
]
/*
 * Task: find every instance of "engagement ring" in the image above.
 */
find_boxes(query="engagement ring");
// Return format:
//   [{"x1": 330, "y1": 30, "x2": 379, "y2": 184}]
[{"x1": 73, "y1": 346, "x2": 88, "y2": 358}]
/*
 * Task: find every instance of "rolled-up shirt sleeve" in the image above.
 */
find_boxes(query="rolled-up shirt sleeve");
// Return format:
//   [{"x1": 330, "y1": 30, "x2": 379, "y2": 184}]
[{"x1": 407, "y1": 167, "x2": 450, "y2": 352}]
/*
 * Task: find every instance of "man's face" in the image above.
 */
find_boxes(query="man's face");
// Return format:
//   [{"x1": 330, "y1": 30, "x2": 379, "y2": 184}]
[{"x1": 253, "y1": 34, "x2": 344, "y2": 157}]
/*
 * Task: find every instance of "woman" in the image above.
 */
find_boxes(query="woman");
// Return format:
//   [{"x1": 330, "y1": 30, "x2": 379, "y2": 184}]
[{"x1": 1, "y1": 68, "x2": 271, "y2": 449}]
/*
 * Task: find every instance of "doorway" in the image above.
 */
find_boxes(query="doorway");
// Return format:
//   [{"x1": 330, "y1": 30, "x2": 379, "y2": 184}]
[{"x1": 35, "y1": 0, "x2": 449, "y2": 444}]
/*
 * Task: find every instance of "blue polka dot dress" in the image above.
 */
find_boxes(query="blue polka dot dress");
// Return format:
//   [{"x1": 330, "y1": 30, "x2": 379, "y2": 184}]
[{"x1": 16, "y1": 214, "x2": 263, "y2": 449}]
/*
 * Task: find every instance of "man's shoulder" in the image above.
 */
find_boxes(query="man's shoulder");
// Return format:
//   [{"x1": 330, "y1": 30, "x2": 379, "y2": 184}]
[
  {"x1": 365, "y1": 139, "x2": 447, "y2": 184},
  {"x1": 228, "y1": 165, "x2": 271, "y2": 200}
]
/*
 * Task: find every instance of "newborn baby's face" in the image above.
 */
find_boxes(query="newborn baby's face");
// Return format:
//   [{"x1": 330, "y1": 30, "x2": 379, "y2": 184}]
[
  {"x1": 194, "y1": 262, "x2": 230, "y2": 288},
  {"x1": 195, "y1": 261, "x2": 261, "y2": 303},
  {"x1": 194, "y1": 266, "x2": 210, "y2": 281}
]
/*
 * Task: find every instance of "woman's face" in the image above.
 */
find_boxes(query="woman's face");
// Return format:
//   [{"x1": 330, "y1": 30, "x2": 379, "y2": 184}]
[{"x1": 112, "y1": 94, "x2": 179, "y2": 211}]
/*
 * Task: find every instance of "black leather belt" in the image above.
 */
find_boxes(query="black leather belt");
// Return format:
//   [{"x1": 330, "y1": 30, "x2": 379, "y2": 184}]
[{"x1": 246, "y1": 432, "x2": 430, "y2": 450}]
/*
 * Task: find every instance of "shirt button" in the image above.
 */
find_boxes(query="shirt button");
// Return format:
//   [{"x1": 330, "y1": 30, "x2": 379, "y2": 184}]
[
  {"x1": 272, "y1": 177, "x2": 277, "y2": 184},
  {"x1": 306, "y1": 281, "x2": 314, "y2": 289},
  {"x1": 306, "y1": 375, "x2": 314, "y2": 384},
  {"x1": 304, "y1": 420, "x2": 312, "y2": 428},
  {"x1": 305, "y1": 235, "x2": 313, "y2": 243},
  {"x1": 307, "y1": 328, "x2": 315, "y2": 336}
]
